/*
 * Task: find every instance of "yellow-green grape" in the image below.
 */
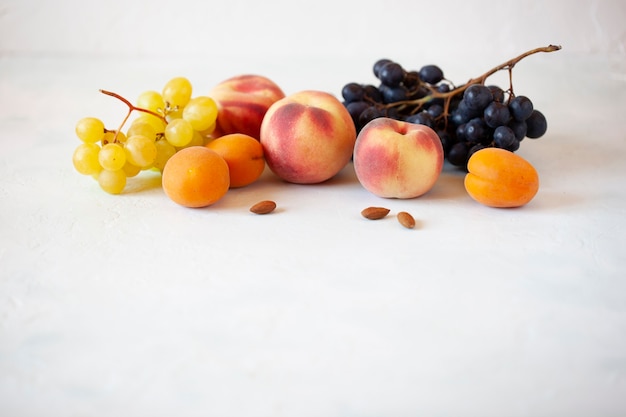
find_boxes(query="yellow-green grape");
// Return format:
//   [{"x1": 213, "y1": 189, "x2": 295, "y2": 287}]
[
  {"x1": 136, "y1": 90, "x2": 165, "y2": 114},
  {"x1": 177, "y1": 130, "x2": 205, "y2": 151},
  {"x1": 182, "y1": 96, "x2": 219, "y2": 131},
  {"x1": 99, "y1": 143, "x2": 126, "y2": 171},
  {"x1": 125, "y1": 135, "x2": 157, "y2": 169},
  {"x1": 164, "y1": 118, "x2": 194, "y2": 147},
  {"x1": 75, "y1": 117, "x2": 105, "y2": 143},
  {"x1": 198, "y1": 121, "x2": 216, "y2": 138},
  {"x1": 165, "y1": 108, "x2": 184, "y2": 122},
  {"x1": 73, "y1": 142, "x2": 102, "y2": 175},
  {"x1": 127, "y1": 120, "x2": 157, "y2": 141},
  {"x1": 98, "y1": 169, "x2": 126, "y2": 194},
  {"x1": 102, "y1": 130, "x2": 127, "y2": 144},
  {"x1": 122, "y1": 161, "x2": 141, "y2": 178},
  {"x1": 132, "y1": 114, "x2": 166, "y2": 135},
  {"x1": 153, "y1": 138, "x2": 177, "y2": 172},
  {"x1": 191, "y1": 130, "x2": 205, "y2": 147},
  {"x1": 162, "y1": 77, "x2": 192, "y2": 109}
]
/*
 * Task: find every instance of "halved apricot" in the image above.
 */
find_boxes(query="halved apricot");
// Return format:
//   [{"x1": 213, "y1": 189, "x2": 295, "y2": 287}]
[{"x1": 464, "y1": 148, "x2": 539, "y2": 208}]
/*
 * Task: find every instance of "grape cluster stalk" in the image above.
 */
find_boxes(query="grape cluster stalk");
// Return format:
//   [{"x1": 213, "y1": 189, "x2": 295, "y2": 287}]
[{"x1": 341, "y1": 45, "x2": 562, "y2": 168}]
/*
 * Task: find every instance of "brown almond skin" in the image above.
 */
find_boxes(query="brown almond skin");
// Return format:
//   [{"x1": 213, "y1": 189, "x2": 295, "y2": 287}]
[
  {"x1": 397, "y1": 211, "x2": 416, "y2": 229},
  {"x1": 250, "y1": 200, "x2": 277, "y2": 214},
  {"x1": 361, "y1": 206, "x2": 390, "y2": 220}
]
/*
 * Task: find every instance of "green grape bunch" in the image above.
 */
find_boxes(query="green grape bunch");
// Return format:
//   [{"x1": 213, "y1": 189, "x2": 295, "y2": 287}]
[{"x1": 72, "y1": 77, "x2": 219, "y2": 194}]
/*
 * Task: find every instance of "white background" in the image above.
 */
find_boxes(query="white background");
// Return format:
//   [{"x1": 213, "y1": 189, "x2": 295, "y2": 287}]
[
  {"x1": 1, "y1": 0, "x2": 624, "y2": 106},
  {"x1": 1, "y1": 1, "x2": 626, "y2": 417},
  {"x1": 1, "y1": 0, "x2": 625, "y2": 59}
]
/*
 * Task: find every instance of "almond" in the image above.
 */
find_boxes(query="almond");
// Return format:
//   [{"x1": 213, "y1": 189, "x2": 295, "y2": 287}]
[
  {"x1": 361, "y1": 206, "x2": 390, "y2": 220},
  {"x1": 250, "y1": 200, "x2": 277, "y2": 215},
  {"x1": 397, "y1": 211, "x2": 416, "y2": 229}
]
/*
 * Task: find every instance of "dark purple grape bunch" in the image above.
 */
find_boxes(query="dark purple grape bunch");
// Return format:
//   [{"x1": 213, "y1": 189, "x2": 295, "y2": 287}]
[
  {"x1": 341, "y1": 59, "x2": 451, "y2": 133},
  {"x1": 445, "y1": 84, "x2": 548, "y2": 167},
  {"x1": 340, "y1": 58, "x2": 549, "y2": 169}
]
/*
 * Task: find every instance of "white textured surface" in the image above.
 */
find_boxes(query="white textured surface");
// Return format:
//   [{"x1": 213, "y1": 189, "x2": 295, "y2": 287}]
[{"x1": 1, "y1": 1, "x2": 626, "y2": 416}]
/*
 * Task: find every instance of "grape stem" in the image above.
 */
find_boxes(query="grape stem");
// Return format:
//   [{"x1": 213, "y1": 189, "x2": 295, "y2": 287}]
[
  {"x1": 99, "y1": 89, "x2": 168, "y2": 143},
  {"x1": 388, "y1": 44, "x2": 562, "y2": 119}
]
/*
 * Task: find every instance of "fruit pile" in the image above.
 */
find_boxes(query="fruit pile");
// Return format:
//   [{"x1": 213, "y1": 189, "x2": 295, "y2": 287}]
[
  {"x1": 340, "y1": 45, "x2": 559, "y2": 168},
  {"x1": 72, "y1": 45, "x2": 561, "y2": 209}
]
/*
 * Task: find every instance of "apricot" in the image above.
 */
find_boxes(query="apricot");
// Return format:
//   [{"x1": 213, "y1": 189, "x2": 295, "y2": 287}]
[
  {"x1": 206, "y1": 133, "x2": 265, "y2": 188},
  {"x1": 162, "y1": 146, "x2": 230, "y2": 208},
  {"x1": 464, "y1": 148, "x2": 539, "y2": 208}
]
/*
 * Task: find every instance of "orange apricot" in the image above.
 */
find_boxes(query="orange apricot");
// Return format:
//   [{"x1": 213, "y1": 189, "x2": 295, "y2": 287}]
[
  {"x1": 162, "y1": 146, "x2": 230, "y2": 208},
  {"x1": 205, "y1": 133, "x2": 265, "y2": 188},
  {"x1": 464, "y1": 148, "x2": 539, "y2": 208}
]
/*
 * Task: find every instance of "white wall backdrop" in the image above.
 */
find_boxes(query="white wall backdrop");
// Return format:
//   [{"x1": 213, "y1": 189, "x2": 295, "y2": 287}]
[{"x1": 0, "y1": 0, "x2": 624, "y2": 62}]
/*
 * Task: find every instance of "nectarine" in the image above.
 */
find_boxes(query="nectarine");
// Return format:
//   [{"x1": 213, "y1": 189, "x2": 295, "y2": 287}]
[
  {"x1": 260, "y1": 90, "x2": 357, "y2": 184},
  {"x1": 353, "y1": 118, "x2": 443, "y2": 198},
  {"x1": 209, "y1": 74, "x2": 285, "y2": 140}
]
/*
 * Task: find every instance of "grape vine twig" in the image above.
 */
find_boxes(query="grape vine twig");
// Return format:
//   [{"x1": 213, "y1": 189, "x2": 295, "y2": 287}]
[
  {"x1": 99, "y1": 89, "x2": 168, "y2": 143},
  {"x1": 388, "y1": 44, "x2": 562, "y2": 120}
]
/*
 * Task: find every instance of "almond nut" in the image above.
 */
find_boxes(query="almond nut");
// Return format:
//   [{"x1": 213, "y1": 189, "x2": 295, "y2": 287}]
[
  {"x1": 397, "y1": 211, "x2": 416, "y2": 229},
  {"x1": 250, "y1": 200, "x2": 277, "y2": 215},
  {"x1": 361, "y1": 206, "x2": 390, "y2": 220}
]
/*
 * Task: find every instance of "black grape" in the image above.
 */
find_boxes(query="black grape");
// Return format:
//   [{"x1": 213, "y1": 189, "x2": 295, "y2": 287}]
[
  {"x1": 509, "y1": 95, "x2": 534, "y2": 121},
  {"x1": 493, "y1": 126, "x2": 518, "y2": 150},
  {"x1": 341, "y1": 83, "x2": 365, "y2": 103},
  {"x1": 373, "y1": 59, "x2": 393, "y2": 78},
  {"x1": 405, "y1": 111, "x2": 434, "y2": 128},
  {"x1": 465, "y1": 117, "x2": 489, "y2": 143},
  {"x1": 508, "y1": 119, "x2": 527, "y2": 140},
  {"x1": 419, "y1": 65, "x2": 444, "y2": 84},
  {"x1": 463, "y1": 84, "x2": 493, "y2": 111},
  {"x1": 483, "y1": 101, "x2": 511, "y2": 128},
  {"x1": 525, "y1": 110, "x2": 547, "y2": 138},
  {"x1": 448, "y1": 142, "x2": 470, "y2": 167},
  {"x1": 378, "y1": 62, "x2": 406, "y2": 87},
  {"x1": 363, "y1": 84, "x2": 383, "y2": 103},
  {"x1": 380, "y1": 84, "x2": 408, "y2": 103},
  {"x1": 488, "y1": 85, "x2": 506, "y2": 103},
  {"x1": 345, "y1": 101, "x2": 370, "y2": 124}
]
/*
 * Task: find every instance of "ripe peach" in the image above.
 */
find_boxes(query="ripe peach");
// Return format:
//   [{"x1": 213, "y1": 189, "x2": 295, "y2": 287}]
[
  {"x1": 209, "y1": 74, "x2": 285, "y2": 140},
  {"x1": 260, "y1": 90, "x2": 357, "y2": 184},
  {"x1": 162, "y1": 146, "x2": 230, "y2": 208},
  {"x1": 206, "y1": 133, "x2": 265, "y2": 188},
  {"x1": 464, "y1": 147, "x2": 539, "y2": 207},
  {"x1": 353, "y1": 118, "x2": 444, "y2": 198}
]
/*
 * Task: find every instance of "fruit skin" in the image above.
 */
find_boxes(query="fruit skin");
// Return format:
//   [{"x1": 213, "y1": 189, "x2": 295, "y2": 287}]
[
  {"x1": 260, "y1": 90, "x2": 357, "y2": 184},
  {"x1": 162, "y1": 146, "x2": 230, "y2": 208},
  {"x1": 464, "y1": 147, "x2": 539, "y2": 208},
  {"x1": 209, "y1": 74, "x2": 285, "y2": 140},
  {"x1": 353, "y1": 117, "x2": 444, "y2": 198},
  {"x1": 206, "y1": 133, "x2": 265, "y2": 188}
]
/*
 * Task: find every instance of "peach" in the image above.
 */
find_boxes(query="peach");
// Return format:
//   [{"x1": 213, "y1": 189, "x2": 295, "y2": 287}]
[
  {"x1": 259, "y1": 90, "x2": 357, "y2": 184},
  {"x1": 209, "y1": 74, "x2": 285, "y2": 140},
  {"x1": 353, "y1": 118, "x2": 443, "y2": 198}
]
